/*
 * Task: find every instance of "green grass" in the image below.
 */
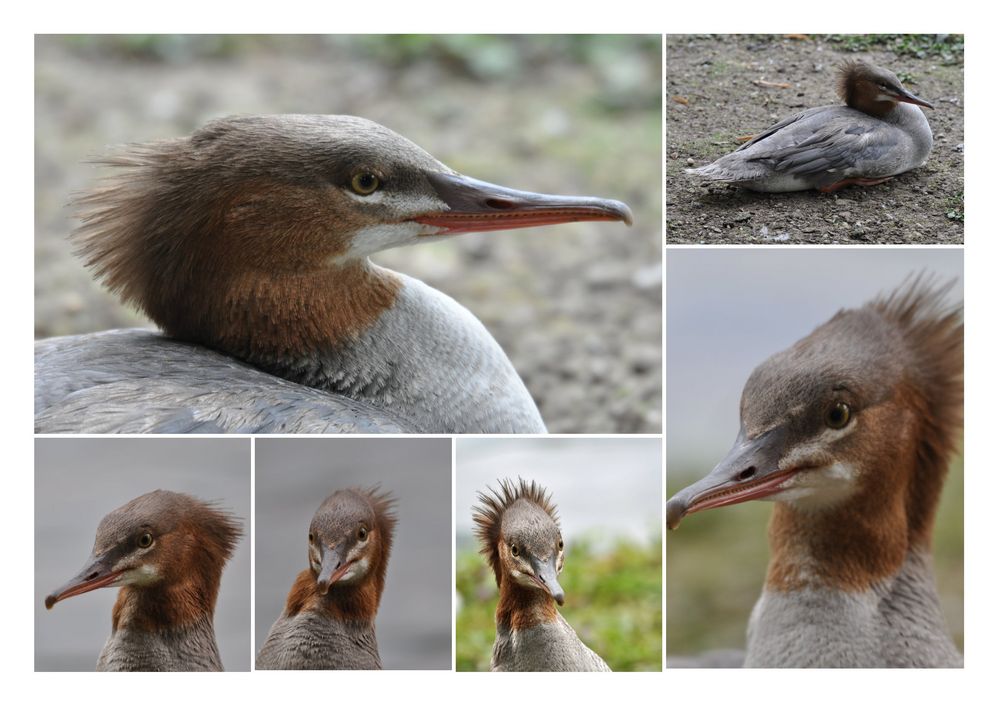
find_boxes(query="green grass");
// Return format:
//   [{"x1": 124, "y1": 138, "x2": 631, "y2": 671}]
[
  {"x1": 946, "y1": 192, "x2": 965, "y2": 223},
  {"x1": 707, "y1": 60, "x2": 731, "y2": 78},
  {"x1": 456, "y1": 534, "x2": 662, "y2": 671},
  {"x1": 825, "y1": 34, "x2": 964, "y2": 63},
  {"x1": 52, "y1": 34, "x2": 662, "y2": 83},
  {"x1": 666, "y1": 455, "x2": 964, "y2": 655}
]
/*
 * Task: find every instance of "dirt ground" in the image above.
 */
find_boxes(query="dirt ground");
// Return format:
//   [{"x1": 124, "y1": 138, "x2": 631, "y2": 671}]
[
  {"x1": 34, "y1": 36, "x2": 662, "y2": 433},
  {"x1": 666, "y1": 35, "x2": 964, "y2": 245}
]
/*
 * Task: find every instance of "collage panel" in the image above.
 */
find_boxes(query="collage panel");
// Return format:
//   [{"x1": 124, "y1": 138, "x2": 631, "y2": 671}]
[
  {"x1": 34, "y1": 438, "x2": 251, "y2": 671},
  {"x1": 455, "y1": 437, "x2": 662, "y2": 672},
  {"x1": 254, "y1": 438, "x2": 452, "y2": 670},
  {"x1": 664, "y1": 248, "x2": 964, "y2": 667},
  {"x1": 665, "y1": 34, "x2": 963, "y2": 245},
  {"x1": 34, "y1": 34, "x2": 662, "y2": 436}
]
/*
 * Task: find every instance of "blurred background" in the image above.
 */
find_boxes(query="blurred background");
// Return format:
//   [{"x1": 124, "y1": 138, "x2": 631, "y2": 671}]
[
  {"x1": 34, "y1": 438, "x2": 251, "y2": 671},
  {"x1": 255, "y1": 438, "x2": 451, "y2": 669},
  {"x1": 455, "y1": 438, "x2": 662, "y2": 671},
  {"x1": 665, "y1": 248, "x2": 964, "y2": 657},
  {"x1": 34, "y1": 35, "x2": 662, "y2": 433}
]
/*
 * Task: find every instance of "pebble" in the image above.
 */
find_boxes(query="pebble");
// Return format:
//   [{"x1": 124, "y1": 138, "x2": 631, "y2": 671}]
[{"x1": 631, "y1": 264, "x2": 663, "y2": 291}]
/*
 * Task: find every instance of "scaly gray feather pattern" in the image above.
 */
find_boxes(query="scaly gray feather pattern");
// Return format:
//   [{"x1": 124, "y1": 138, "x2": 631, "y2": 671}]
[
  {"x1": 256, "y1": 613, "x2": 381, "y2": 670},
  {"x1": 746, "y1": 551, "x2": 962, "y2": 668},
  {"x1": 35, "y1": 329, "x2": 411, "y2": 433},
  {"x1": 259, "y1": 276, "x2": 546, "y2": 433},
  {"x1": 96, "y1": 615, "x2": 223, "y2": 672},
  {"x1": 35, "y1": 276, "x2": 545, "y2": 433},
  {"x1": 491, "y1": 615, "x2": 611, "y2": 672}
]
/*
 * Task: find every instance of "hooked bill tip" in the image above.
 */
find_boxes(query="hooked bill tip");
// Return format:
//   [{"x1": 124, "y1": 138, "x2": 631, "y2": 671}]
[
  {"x1": 44, "y1": 595, "x2": 57, "y2": 610},
  {"x1": 665, "y1": 498, "x2": 687, "y2": 530},
  {"x1": 616, "y1": 202, "x2": 634, "y2": 227}
]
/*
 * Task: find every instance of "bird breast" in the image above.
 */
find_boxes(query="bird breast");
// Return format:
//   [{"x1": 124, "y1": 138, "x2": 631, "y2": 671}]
[{"x1": 256, "y1": 613, "x2": 381, "y2": 670}]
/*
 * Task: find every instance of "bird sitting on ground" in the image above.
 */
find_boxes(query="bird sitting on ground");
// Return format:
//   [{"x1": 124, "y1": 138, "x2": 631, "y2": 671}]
[{"x1": 686, "y1": 61, "x2": 934, "y2": 192}]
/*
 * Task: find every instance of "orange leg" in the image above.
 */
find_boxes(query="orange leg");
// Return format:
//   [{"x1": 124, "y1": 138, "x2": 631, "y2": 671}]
[{"x1": 817, "y1": 176, "x2": 894, "y2": 193}]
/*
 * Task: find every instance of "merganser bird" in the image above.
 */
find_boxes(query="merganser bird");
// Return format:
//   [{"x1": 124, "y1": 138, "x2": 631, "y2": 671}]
[
  {"x1": 474, "y1": 479, "x2": 611, "y2": 671},
  {"x1": 666, "y1": 280, "x2": 963, "y2": 668},
  {"x1": 685, "y1": 61, "x2": 934, "y2": 192},
  {"x1": 44, "y1": 490, "x2": 242, "y2": 671},
  {"x1": 34, "y1": 115, "x2": 632, "y2": 434},
  {"x1": 256, "y1": 487, "x2": 395, "y2": 670}
]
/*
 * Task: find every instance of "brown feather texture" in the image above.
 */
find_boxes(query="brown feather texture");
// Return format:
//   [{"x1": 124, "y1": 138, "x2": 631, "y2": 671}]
[
  {"x1": 284, "y1": 486, "x2": 397, "y2": 622},
  {"x1": 869, "y1": 275, "x2": 963, "y2": 545}
]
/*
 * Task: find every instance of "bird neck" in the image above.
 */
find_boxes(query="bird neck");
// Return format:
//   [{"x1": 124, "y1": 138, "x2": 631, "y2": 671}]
[
  {"x1": 111, "y1": 571, "x2": 221, "y2": 634},
  {"x1": 766, "y1": 491, "x2": 909, "y2": 593},
  {"x1": 766, "y1": 375, "x2": 957, "y2": 593},
  {"x1": 283, "y1": 568, "x2": 381, "y2": 625},
  {"x1": 496, "y1": 577, "x2": 558, "y2": 631},
  {"x1": 766, "y1": 439, "x2": 952, "y2": 593},
  {"x1": 167, "y1": 258, "x2": 402, "y2": 362}
]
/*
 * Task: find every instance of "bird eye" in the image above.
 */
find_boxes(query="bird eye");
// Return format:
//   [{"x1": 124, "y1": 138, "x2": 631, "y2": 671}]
[
  {"x1": 510, "y1": 544, "x2": 519, "y2": 557},
  {"x1": 358, "y1": 526, "x2": 368, "y2": 541},
  {"x1": 350, "y1": 173, "x2": 380, "y2": 196},
  {"x1": 137, "y1": 532, "x2": 153, "y2": 549},
  {"x1": 826, "y1": 402, "x2": 852, "y2": 429},
  {"x1": 558, "y1": 539, "x2": 564, "y2": 551},
  {"x1": 308, "y1": 532, "x2": 314, "y2": 543}
]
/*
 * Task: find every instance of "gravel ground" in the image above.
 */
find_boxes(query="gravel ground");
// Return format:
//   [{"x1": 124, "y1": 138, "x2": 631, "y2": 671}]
[
  {"x1": 666, "y1": 34, "x2": 964, "y2": 244},
  {"x1": 34, "y1": 36, "x2": 662, "y2": 433}
]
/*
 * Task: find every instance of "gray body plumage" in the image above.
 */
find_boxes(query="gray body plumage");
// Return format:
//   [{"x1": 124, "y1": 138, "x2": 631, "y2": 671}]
[
  {"x1": 256, "y1": 613, "x2": 381, "y2": 670},
  {"x1": 259, "y1": 274, "x2": 545, "y2": 433},
  {"x1": 686, "y1": 102, "x2": 932, "y2": 192},
  {"x1": 34, "y1": 330, "x2": 409, "y2": 433},
  {"x1": 492, "y1": 615, "x2": 611, "y2": 672},
  {"x1": 745, "y1": 551, "x2": 962, "y2": 668},
  {"x1": 96, "y1": 615, "x2": 223, "y2": 672},
  {"x1": 34, "y1": 276, "x2": 544, "y2": 434}
]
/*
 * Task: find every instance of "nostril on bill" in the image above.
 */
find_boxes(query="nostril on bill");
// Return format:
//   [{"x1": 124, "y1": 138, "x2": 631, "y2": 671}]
[
  {"x1": 738, "y1": 466, "x2": 757, "y2": 481},
  {"x1": 485, "y1": 198, "x2": 516, "y2": 210}
]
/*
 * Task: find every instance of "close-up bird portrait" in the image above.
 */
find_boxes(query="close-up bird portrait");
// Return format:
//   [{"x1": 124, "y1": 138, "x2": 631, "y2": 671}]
[
  {"x1": 455, "y1": 438, "x2": 662, "y2": 671},
  {"x1": 34, "y1": 34, "x2": 662, "y2": 435},
  {"x1": 34, "y1": 438, "x2": 250, "y2": 671},
  {"x1": 664, "y1": 248, "x2": 963, "y2": 668}
]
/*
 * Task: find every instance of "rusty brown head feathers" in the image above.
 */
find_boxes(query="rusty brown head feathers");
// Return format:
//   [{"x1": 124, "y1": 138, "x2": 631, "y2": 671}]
[
  {"x1": 45, "y1": 490, "x2": 242, "y2": 631},
  {"x1": 285, "y1": 486, "x2": 397, "y2": 620},
  {"x1": 668, "y1": 277, "x2": 962, "y2": 544}
]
